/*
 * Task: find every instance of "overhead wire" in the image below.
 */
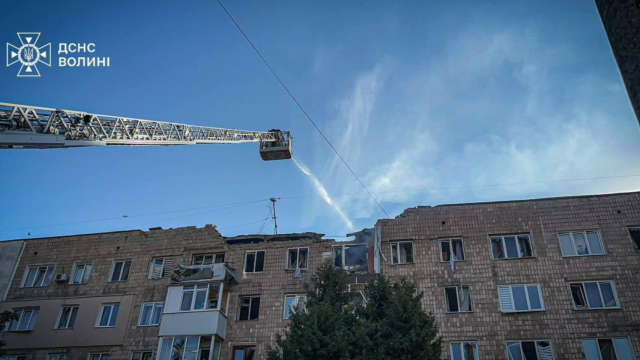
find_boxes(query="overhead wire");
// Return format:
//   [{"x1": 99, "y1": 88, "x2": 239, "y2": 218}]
[{"x1": 215, "y1": 0, "x2": 390, "y2": 219}]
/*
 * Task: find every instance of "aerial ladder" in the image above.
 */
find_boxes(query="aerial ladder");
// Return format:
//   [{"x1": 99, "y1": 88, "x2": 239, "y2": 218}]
[{"x1": 0, "y1": 102, "x2": 292, "y2": 160}]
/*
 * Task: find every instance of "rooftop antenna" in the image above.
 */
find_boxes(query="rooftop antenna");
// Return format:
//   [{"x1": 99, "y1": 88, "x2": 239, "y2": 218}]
[{"x1": 270, "y1": 197, "x2": 278, "y2": 235}]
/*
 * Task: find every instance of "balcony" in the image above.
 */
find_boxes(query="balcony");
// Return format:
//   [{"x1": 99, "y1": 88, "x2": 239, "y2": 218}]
[{"x1": 159, "y1": 309, "x2": 226, "y2": 339}]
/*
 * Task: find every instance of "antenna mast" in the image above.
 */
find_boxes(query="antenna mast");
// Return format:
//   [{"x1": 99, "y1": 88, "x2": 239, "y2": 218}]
[{"x1": 270, "y1": 197, "x2": 278, "y2": 235}]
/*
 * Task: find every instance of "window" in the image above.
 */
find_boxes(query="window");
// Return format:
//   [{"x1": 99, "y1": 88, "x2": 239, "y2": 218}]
[
  {"x1": 498, "y1": 284, "x2": 545, "y2": 312},
  {"x1": 70, "y1": 262, "x2": 93, "y2": 284},
  {"x1": 238, "y1": 296, "x2": 261, "y2": 321},
  {"x1": 8, "y1": 308, "x2": 39, "y2": 331},
  {"x1": 48, "y1": 354, "x2": 67, "y2": 360},
  {"x1": 287, "y1": 248, "x2": 309, "y2": 270},
  {"x1": 110, "y1": 260, "x2": 131, "y2": 282},
  {"x1": 440, "y1": 239, "x2": 465, "y2": 262},
  {"x1": 582, "y1": 338, "x2": 636, "y2": 360},
  {"x1": 88, "y1": 354, "x2": 110, "y2": 360},
  {"x1": 445, "y1": 286, "x2": 473, "y2": 312},
  {"x1": 570, "y1": 281, "x2": 620, "y2": 309},
  {"x1": 149, "y1": 257, "x2": 173, "y2": 279},
  {"x1": 158, "y1": 336, "x2": 213, "y2": 360},
  {"x1": 244, "y1": 251, "x2": 265, "y2": 273},
  {"x1": 391, "y1": 241, "x2": 414, "y2": 264},
  {"x1": 131, "y1": 352, "x2": 153, "y2": 360},
  {"x1": 283, "y1": 294, "x2": 307, "y2": 319},
  {"x1": 96, "y1": 303, "x2": 120, "y2": 327},
  {"x1": 332, "y1": 244, "x2": 368, "y2": 271},
  {"x1": 558, "y1": 231, "x2": 605, "y2": 257},
  {"x1": 491, "y1": 235, "x2": 533, "y2": 259},
  {"x1": 629, "y1": 227, "x2": 640, "y2": 251},
  {"x1": 232, "y1": 346, "x2": 256, "y2": 360},
  {"x1": 56, "y1": 306, "x2": 79, "y2": 329},
  {"x1": 507, "y1": 341, "x2": 555, "y2": 360},
  {"x1": 22, "y1": 264, "x2": 55, "y2": 287},
  {"x1": 192, "y1": 253, "x2": 225, "y2": 265},
  {"x1": 450, "y1": 342, "x2": 479, "y2": 360},
  {"x1": 139, "y1": 302, "x2": 163, "y2": 326},
  {"x1": 1, "y1": 356, "x2": 26, "y2": 360},
  {"x1": 180, "y1": 285, "x2": 209, "y2": 311}
]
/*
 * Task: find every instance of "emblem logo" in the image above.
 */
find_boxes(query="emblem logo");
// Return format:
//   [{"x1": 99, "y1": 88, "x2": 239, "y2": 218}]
[{"x1": 6, "y1": 33, "x2": 51, "y2": 77}]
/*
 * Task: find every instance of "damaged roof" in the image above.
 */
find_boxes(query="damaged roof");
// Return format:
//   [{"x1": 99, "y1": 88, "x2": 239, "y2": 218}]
[{"x1": 224, "y1": 232, "x2": 326, "y2": 245}]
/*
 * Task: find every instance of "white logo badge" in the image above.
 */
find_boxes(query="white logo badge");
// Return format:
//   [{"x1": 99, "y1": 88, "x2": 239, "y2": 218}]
[{"x1": 6, "y1": 32, "x2": 51, "y2": 77}]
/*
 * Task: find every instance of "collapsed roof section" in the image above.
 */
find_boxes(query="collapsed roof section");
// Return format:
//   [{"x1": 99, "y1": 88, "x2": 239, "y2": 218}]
[{"x1": 224, "y1": 232, "x2": 325, "y2": 245}]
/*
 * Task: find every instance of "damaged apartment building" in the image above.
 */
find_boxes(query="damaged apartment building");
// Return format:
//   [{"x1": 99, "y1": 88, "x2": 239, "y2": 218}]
[{"x1": 0, "y1": 191, "x2": 639, "y2": 360}]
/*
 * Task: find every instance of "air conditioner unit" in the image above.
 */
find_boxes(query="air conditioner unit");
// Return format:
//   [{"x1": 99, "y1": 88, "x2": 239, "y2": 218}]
[{"x1": 55, "y1": 274, "x2": 69, "y2": 283}]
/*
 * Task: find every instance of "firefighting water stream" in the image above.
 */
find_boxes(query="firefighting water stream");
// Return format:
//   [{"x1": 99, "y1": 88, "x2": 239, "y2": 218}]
[{"x1": 292, "y1": 157, "x2": 355, "y2": 231}]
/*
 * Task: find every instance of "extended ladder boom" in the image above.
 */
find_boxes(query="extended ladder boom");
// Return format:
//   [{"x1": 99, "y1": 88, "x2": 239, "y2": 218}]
[{"x1": 0, "y1": 103, "x2": 290, "y2": 156}]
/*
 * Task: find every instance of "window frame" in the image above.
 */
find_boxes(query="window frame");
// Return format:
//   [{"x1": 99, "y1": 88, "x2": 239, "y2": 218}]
[
  {"x1": 390, "y1": 241, "x2": 414, "y2": 265},
  {"x1": 191, "y1": 253, "x2": 225, "y2": 265},
  {"x1": 96, "y1": 303, "x2": 120, "y2": 328},
  {"x1": 109, "y1": 259, "x2": 132, "y2": 282},
  {"x1": 47, "y1": 354, "x2": 67, "y2": 360},
  {"x1": 179, "y1": 285, "x2": 209, "y2": 312},
  {"x1": 582, "y1": 337, "x2": 637, "y2": 360},
  {"x1": 87, "y1": 353, "x2": 110, "y2": 360},
  {"x1": 505, "y1": 340, "x2": 556, "y2": 360},
  {"x1": 70, "y1": 261, "x2": 93, "y2": 285},
  {"x1": 148, "y1": 257, "x2": 172, "y2": 279},
  {"x1": 2, "y1": 356, "x2": 27, "y2": 360},
  {"x1": 55, "y1": 305, "x2": 79, "y2": 329},
  {"x1": 286, "y1": 247, "x2": 309, "y2": 271},
  {"x1": 7, "y1": 307, "x2": 39, "y2": 331},
  {"x1": 444, "y1": 285, "x2": 473, "y2": 313},
  {"x1": 449, "y1": 341, "x2": 479, "y2": 360},
  {"x1": 21, "y1": 264, "x2": 56, "y2": 288},
  {"x1": 628, "y1": 226, "x2": 640, "y2": 252},
  {"x1": 283, "y1": 294, "x2": 307, "y2": 319},
  {"x1": 130, "y1": 351, "x2": 153, "y2": 360},
  {"x1": 497, "y1": 284, "x2": 545, "y2": 313},
  {"x1": 243, "y1": 250, "x2": 266, "y2": 274},
  {"x1": 231, "y1": 345, "x2": 258, "y2": 360},
  {"x1": 237, "y1": 295, "x2": 261, "y2": 321},
  {"x1": 138, "y1": 302, "x2": 163, "y2": 326},
  {"x1": 557, "y1": 230, "x2": 606, "y2": 257},
  {"x1": 439, "y1": 238, "x2": 465, "y2": 262},
  {"x1": 568, "y1": 281, "x2": 620, "y2": 310},
  {"x1": 490, "y1": 234, "x2": 534, "y2": 260}
]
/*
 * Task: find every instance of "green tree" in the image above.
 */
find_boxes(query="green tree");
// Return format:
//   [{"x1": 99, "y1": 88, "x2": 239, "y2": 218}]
[
  {"x1": 267, "y1": 263, "x2": 441, "y2": 360},
  {"x1": 0, "y1": 310, "x2": 19, "y2": 356}
]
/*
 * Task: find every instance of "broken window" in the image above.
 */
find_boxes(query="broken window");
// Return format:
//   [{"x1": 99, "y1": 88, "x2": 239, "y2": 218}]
[
  {"x1": 149, "y1": 258, "x2": 173, "y2": 279},
  {"x1": 22, "y1": 265, "x2": 55, "y2": 287},
  {"x1": 244, "y1": 251, "x2": 265, "y2": 273},
  {"x1": 629, "y1": 227, "x2": 640, "y2": 251},
  {"x1": 450, "y1": 341, "x2": 479, "y2": 360},
  {"x1": 582, "y1": 338, "x2": 635, "y2": 360},
  {"x1": 507, "y1": 340, "x2": 555, "y2": 360},
  {"x1": 332, "y1": 244, "x2": 367, "y2": 271},
  {"x1": 283, "y1": 294, "x2": 307, "y2": 319},
  {"x1": 131, "y1": 352, "x2": 153, "y2": 360},
  {"x1": 287, "y1": 248, "x2": 309, "y2": 270},
  {"x1": 558, "y1": 231, "x2": 605, "y2": 257},
  {"x1": 570, "y1": 281, "x2": 619, "y2": 309},
  {"x1": 238, "y1": 296, "x2": 260, "y2": 321},
  {"x1": 491, "y1": 235, "x2": 533, "y2": 260},
  {"x1": 391, "y1": 241, "x2": 414, "y2": 264},
  {"x1": 110, "y1": 260, "x2": 131, "y2": 282},
  {"x1": 445, "y1": 286, "x2": 473, "y2": 312},
  {"x1": 333, "y1": 247, "x2": 342, "y2": 267},
  {"x1": 232, "y1": 345, "x2": 256, "y2": 360},
  {"x1": 440, "y1": 239, "x2": 465, "y2": 262},
  {"x1": 192, "y1": 253, "x2": 225, "y2": 265},
  {"x1": 498, "y1": 284, "x2": 544, "y2": 312}
]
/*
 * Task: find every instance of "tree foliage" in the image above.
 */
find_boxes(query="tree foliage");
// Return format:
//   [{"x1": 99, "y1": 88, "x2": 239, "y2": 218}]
[
  {"x1": 0, "y1": 310, "x2": 19, "y2": 356},
  {"x1": 267, "y1": 263, "x2": 441, "y2": 360}
]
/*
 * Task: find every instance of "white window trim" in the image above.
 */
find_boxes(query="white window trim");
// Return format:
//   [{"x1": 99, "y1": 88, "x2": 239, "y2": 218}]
[
  {"x1": 178, "y1": 283, "x2": 225, "y2": 312},
  {"x1": 444, "y1": 286, "x2": 473, "y2": 313},
  {"x1": 109, "y1": 260, "x2": 132, "y2": 282},
  {"x1": 138, "y1": 302, "x2": 163, "y2": 326},
  {"x1": 243, "y1": 250, "x2": 266, "y2": 274},
  {"x1": 439, "y1": 238, "x2": 465, "y2": 262},
  {"x1": 148, "y1": 257, "x2": 169, "y2": 279},
  {"x1": 582, "y1": 337, "x2": 637, "y2": 360},
  {"x1": 191, "y1": 253, "x2": 225, "y2": 265},
  {"x1": 286, "y1": 247, "x2": 309, "y2": 270},
  {"x1": 47, "y1": 354, "x2": 68, "y2": 360},
  {"x1": 70, "y1": 261, "x2": 93, "y2": 285},
  {"x1": 498, "y1": 284, "x2": 545, "y2": 313},
  {"x1": 180, "y1": 285, "x2": 208, "y2": 312},
  {"x1": 95, "y1": 303, "x2": 119, "y2": 328},
  {"x1": 558, "y1": 230, "x2": 606, "y2": 257},
  {"x1": 568, "y1": 281, "x2": 621, "y2": 310},
  {"x1": 237, "y1": 295, "x2": 261, "y2": 321},
  {"x1": 489, "y1": 234, "x2": 535, "y2": 260},
  {"x1": 87, "y1": 353, "x2": 110, "y2": 360},
  {"x1": 390, "y1": 241, "x2": 414, "y2": 265},
  {"x1": 505, "y1": 340, "x2": 556, "y2": 360},
  {"x1": 8, "y1": 307, "x2": 39, "y2": 331},
  {"x1": 54, "y1": 305, "x2": 79, "y2": 329},
  {"x1": 283, "y1": 294, "x2": 307, "y2": 319},
  {"x1": 129, "y1": 352, "x2": 153, "y2": 360},
  {"x1": 449, "y1": 341, "x2": 479, "y2": 360},
  {"x1": 21, "y1": 264, "x2": 56, "y2": 288}
]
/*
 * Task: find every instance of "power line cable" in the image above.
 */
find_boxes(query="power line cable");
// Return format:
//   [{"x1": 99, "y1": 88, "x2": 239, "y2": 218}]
[{"x1": 215, "y1": 0, "x2": 390, "y2": 219}]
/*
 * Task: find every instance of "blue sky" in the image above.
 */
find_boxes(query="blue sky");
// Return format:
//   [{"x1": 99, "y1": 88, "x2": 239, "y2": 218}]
[{"x1": 1, "y1": 0, "x2": 639, "y2": 241}]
